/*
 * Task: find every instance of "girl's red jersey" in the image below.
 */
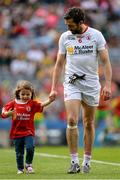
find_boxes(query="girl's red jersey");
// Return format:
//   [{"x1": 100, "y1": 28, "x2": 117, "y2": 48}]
[{"x1": 1, "y1": 99, "x2": 43, "y2": 139}]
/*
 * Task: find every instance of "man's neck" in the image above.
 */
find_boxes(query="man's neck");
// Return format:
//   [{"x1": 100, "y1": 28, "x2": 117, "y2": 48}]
[{"x1": 81, "y1": 24, "x2": 88, "y2": 34}]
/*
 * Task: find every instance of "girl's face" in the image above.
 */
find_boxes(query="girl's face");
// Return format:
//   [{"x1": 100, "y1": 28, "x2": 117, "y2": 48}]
[{"x1": 19, "y1": 89, "x2": 32, "y2": 102}]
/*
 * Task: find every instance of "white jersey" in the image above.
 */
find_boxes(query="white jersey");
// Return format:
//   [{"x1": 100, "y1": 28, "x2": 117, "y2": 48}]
[{"x1": 58, "y1": 27, "x2": 106, "y2": 80}]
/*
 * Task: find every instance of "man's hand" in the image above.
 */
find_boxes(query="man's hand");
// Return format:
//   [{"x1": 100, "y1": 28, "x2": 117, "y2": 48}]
[{"x1": 101, "y1": 85, "x2": 111, "y2": 101}]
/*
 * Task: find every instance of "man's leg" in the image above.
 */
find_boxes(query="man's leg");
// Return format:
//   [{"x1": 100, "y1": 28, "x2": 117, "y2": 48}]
[
  {"x1": 82, "y1": 101, "x2": 96, "y2": 173},
  {"x1": 65, "y1": 99, "x2": 81, "y2": 173}
]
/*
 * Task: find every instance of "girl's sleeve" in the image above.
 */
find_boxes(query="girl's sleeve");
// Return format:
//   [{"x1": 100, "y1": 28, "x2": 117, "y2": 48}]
[
  {"x1": 33, "y1": 101, "x2": 43, "y2": 113},
  {"x1": 1, "y1": 101, "x2": 14, "y2": 118}
]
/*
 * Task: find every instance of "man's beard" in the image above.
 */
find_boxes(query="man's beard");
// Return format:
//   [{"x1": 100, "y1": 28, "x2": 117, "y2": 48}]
[{"x1": 71, "y1": 28, "x2": 83, "y2": 34}]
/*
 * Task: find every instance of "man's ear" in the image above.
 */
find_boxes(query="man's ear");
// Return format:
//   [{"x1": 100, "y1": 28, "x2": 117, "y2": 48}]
[{"x1": 79, "y1": 20, "x2": 84, "y2": 25}]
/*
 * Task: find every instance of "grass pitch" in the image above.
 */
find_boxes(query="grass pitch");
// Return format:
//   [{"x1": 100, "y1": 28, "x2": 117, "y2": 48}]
[{"x1": 0, "y1": 146, "x2": 120, "y2": 179}]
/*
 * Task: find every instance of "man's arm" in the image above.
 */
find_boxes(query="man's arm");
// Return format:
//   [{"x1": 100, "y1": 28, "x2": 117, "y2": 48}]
[
  {"x1": 99, "y1": 48, "x2": 112, "y2": 100},
  {"x1": 49, "y1": 53, "x2": 65, "y2": 100}
]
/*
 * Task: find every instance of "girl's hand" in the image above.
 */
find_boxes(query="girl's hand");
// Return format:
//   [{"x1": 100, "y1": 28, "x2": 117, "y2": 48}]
[
  {"x1": 42, "y1": 96, "x2": 56, "y2": 107},
  {"x1": 49, "y1": 96, "x2": 55, "y2": 103},
  {"x1": 4, "y1": 108, "x2": 15, "y2": 117}
]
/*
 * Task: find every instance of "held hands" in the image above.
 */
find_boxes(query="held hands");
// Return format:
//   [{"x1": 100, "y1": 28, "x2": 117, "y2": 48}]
[
  {"x1": 42, "y1": 90, "x2": 57, "y2": 107},
  {"x1": 49, "y1": 90, "x2": 58, "y2": 102}
]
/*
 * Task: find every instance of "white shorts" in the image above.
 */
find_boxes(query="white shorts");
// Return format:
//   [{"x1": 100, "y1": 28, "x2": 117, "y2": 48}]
[{"x1": 63, "y1": 76, "x2": 101, "y2": 106}]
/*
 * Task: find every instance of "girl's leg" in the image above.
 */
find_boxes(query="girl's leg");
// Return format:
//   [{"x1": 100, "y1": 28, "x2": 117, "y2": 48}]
[
  {"x1": 14, "y1": 137, "x2": 24, "y2": 171},
  {"x1": 25, "y1": 136, "x2": 35, "y2": 165},
  {"x1": 25, "y1": 136, "x2": 35, "y2": 173}
]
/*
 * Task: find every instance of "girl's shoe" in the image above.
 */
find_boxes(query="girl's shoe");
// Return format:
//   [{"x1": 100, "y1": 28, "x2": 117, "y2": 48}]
[
  {"x1": 17, "y1": 169, "x2": 24, "y2": 174},
  {"x1": 25, "y1": 165, "x2": 35, "y2": 174}
]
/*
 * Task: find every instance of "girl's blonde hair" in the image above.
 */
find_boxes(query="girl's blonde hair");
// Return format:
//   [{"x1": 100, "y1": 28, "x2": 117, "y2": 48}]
[{"x1": 14, "y1": 80, "x2": 35, "y2": 100}]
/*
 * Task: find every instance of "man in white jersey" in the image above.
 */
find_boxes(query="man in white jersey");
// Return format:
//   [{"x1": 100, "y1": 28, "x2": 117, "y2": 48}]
[{"x1": 49, "y1": 7, "x2": 112, "y2": 173}]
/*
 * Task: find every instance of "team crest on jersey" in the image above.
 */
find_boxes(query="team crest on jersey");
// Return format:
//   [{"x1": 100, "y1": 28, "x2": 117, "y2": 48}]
[
  {"x1": 67, "y1": 35, "x2": 75, "y2": 40},
  {"x1": 26, "y1": 106, "x2": 31, "y2": 112},
  {"x1": 86, "y1": 34, "x2": 91, "y2": 40},
  {"x1": 78, "y1": 38, "x2": 82, "y2": 43},
  {"x1": 77, "y1": 35, "x2": 84, "y2": 43}
]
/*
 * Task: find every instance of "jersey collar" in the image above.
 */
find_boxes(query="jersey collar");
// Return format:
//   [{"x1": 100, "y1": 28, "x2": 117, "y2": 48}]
[{"x1": 15, "y1": 99, "x2": 30, "y2": 104}]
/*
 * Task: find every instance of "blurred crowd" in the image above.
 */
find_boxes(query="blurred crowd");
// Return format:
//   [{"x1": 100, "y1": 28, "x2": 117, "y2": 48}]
[{"x1": 0, "y1": 0, "x2": 120, "y2": 145}]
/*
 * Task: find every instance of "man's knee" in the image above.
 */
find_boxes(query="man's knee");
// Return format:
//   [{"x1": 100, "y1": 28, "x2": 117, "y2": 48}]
[
  {"x1": 67, "y1": 115, "x2": 78, "y2": 125},
  {"x1": 84, "y1": 120, "x2": 94, "y2": 130}
]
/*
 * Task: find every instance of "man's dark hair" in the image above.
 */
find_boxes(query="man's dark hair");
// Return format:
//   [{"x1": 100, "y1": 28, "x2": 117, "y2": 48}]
[{"x1": 64, "y1": 7, "x2": 85, "y2": 24}]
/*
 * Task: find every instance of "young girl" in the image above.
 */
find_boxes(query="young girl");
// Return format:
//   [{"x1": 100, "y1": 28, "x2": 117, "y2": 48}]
[{"x1": 1, "y1": 80, "x2": 55, "y2": 174}]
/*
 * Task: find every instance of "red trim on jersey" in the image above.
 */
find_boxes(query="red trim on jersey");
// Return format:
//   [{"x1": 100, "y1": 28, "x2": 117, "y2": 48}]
[
  {"x1": 81, "y1": 25, "x2": 88, "y2": 34},
  {"x1": 76, "y1": 25, "x2": 88, "y2": 38}
]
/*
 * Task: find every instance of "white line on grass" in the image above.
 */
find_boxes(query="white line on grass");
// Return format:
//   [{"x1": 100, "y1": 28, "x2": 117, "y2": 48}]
[{"x1": 35, "y1": 152, "x2": 120, "y2": 167}]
